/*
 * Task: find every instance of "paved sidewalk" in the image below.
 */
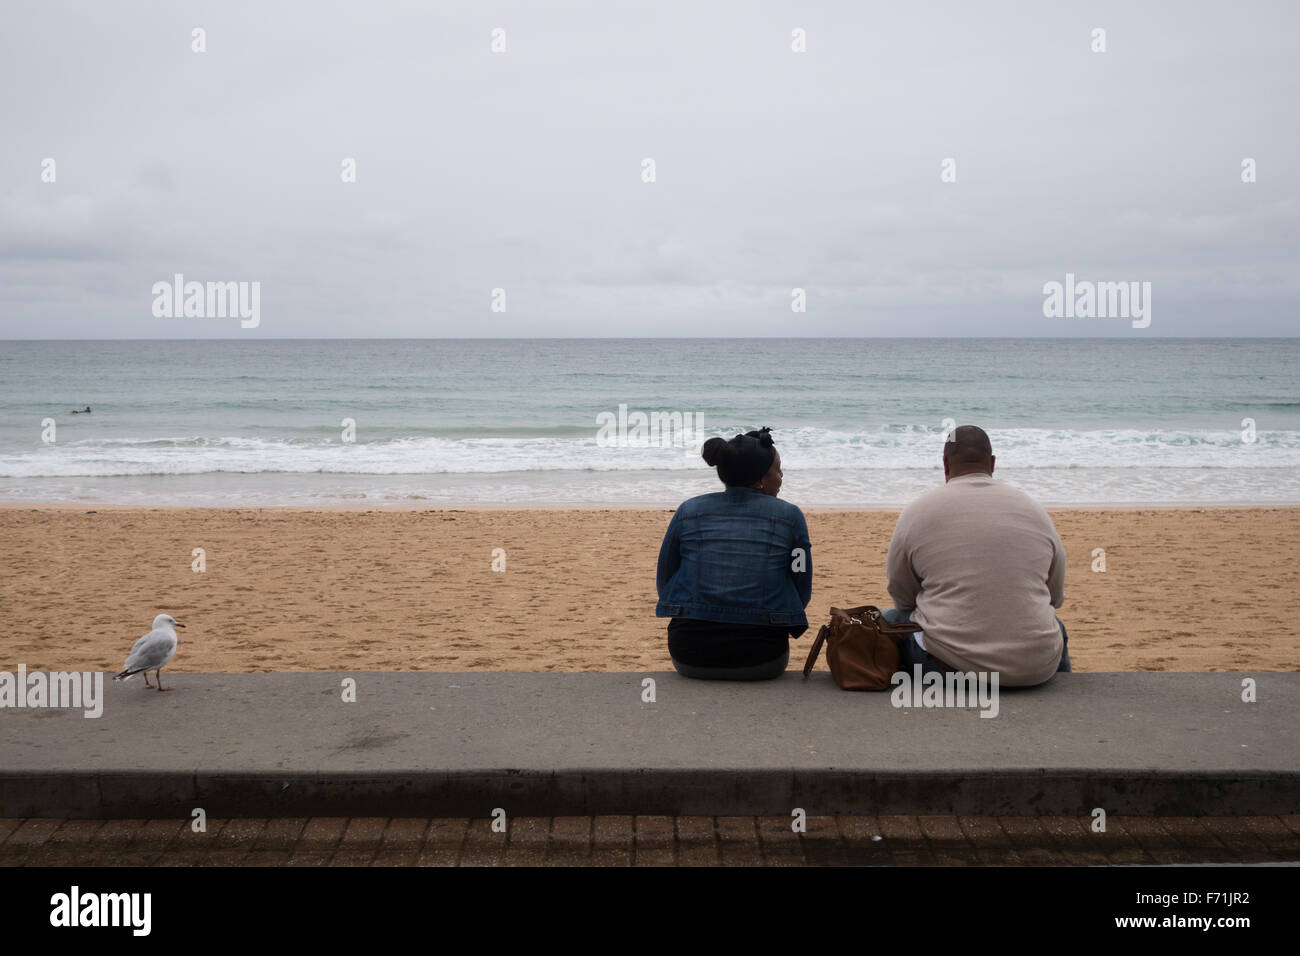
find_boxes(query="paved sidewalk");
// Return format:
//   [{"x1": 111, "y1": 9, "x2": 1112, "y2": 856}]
[
  {"x1": 1, "y1": 673, "x2": 1295, "y2": 818},
  {"x1": 3, "y1": 815, "x2": 1298, "y2": 866}
]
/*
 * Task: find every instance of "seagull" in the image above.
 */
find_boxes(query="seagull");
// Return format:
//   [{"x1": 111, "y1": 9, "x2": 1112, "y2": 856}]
[{"x1": 114, "y1": 613, "x2": 184, "y2": 691}]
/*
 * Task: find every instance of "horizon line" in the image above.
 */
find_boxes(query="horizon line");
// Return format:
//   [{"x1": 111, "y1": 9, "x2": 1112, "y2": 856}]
[{"x1": 4, "y1": 335, "x2": 1298, "y2": 343}]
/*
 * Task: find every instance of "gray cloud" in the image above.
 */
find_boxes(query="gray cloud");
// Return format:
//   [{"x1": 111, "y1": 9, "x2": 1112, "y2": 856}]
[{"x1": 0, "y1": 0, "x2": 1296, "y2": 338}]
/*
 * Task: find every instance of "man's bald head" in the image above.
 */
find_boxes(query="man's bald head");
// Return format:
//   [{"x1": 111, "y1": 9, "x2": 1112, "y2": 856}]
[{"x1": 943, "y1": 425, "x2": 995, "y2": 480}]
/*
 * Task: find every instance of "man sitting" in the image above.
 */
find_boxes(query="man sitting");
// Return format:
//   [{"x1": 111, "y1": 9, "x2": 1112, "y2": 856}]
[{"x1": 883, "y1": 425, "x2": 1070, "y2": 686}]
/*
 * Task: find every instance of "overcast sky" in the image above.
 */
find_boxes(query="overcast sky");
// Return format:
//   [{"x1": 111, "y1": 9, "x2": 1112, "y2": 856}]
[{"x1": 1, "y1": 0, "x2": 1296, "y2": 338}]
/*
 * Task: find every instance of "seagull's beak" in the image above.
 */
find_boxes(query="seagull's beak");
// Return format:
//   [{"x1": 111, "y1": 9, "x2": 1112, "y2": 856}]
[{"x1": 174, "y1": 622, "x2": 186, "y2": 628}]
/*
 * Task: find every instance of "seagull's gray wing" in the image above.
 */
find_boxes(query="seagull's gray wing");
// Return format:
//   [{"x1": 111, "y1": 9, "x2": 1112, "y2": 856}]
[
  {"x1": 126, "y1": 630, "x2": 153, "y2": 658},
  {"x1": 123, "y1": 628, "x2": 177, "y2": 672}
]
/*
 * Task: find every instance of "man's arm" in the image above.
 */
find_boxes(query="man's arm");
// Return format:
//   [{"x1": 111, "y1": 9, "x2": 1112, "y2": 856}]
[
  {"x1": 885, "y1": 509, "x2": 920, "y2": 611},
  {"x1": 656, "y1": 509, "x2": 682, "y2": 597},
  {"x1": 1046, "y1": 520, "x2": 1066, "y2": 609}
]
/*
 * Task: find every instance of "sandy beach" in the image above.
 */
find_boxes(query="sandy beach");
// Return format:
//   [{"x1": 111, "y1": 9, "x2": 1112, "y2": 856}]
[{"x1": 1, "y1": 505, "x2": 1296, "y2": 674}]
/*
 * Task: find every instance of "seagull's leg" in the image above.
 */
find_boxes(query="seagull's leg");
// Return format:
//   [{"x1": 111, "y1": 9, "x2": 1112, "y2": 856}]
[
  {"x1": 143, "y1": 672, "x2": 153, "y2": 688},
  {"x1": 156, "y1": 669, "x2": 168, "y2": 691}
]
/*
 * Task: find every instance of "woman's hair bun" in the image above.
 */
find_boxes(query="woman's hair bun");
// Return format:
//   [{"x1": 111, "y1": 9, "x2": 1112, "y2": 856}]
[
  {"x1": 701, "y1": 436, "x2": 726, "y2": 467},
  {"x1": 701, "y1": 427, "x2": 777, "y2": 486}
]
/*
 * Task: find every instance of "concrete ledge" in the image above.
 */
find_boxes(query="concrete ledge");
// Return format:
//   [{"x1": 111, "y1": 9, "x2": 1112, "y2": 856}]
[{"x1": 0, "y1": 672, "x2": 1295, "y2": 817}]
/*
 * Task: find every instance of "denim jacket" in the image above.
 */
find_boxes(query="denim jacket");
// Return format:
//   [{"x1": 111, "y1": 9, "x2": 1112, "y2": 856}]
[{"x1": 655, "y1": 487, "x2": 812, "y2": 630}]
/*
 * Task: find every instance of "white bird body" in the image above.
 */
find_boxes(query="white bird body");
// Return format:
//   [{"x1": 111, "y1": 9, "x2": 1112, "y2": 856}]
[{"x1": 115, "y1": 613, "x2": 184, "y2": 690}]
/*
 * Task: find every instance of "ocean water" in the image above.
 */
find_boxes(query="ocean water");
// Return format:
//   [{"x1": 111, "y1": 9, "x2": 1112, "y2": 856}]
[{"x1": 0, "y1": 338, "x2": 1296, "y2": 507}]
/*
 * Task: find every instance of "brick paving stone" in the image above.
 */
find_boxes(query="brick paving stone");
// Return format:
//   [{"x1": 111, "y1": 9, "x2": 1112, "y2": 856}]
[
  {"x1": 877, "y1": 815, "x2": 926, "y2": 843},
  {"x1": 799, "y1": 814, "x2": 846, "y2": 865},
  {"x1": 889, "y1": 848, "x2": 940, "y2": 865},
  {"x1": 1280, "y1": 815, "x2": 1300, "y2": 837},
  {"x1": 425, "y1": 818, "x2": 469, "y2": 847},
  {"x1": 89, "y1": 819, "x2": 146, "y2": 848},
  {"x1": 831, "y1": 815, "x2": 878, "y2": 839},
  {"x1": 507, "y1": 817, "x2": 550, "y2": 846},
  {"x1": 244, "y1": 849, "x2": 292, "y2": 866},
  {"x1": 195, "y1": 849, "x2": 249, "y2": 866},
  {"x1": 929, "y1": 848, "x2": 980, "y2": 866},
  {"x1": 460, "y1": 817, "x2": 506, "y2": 866},
  {"x1": 674, "y1": 816, "x2": 716, "y2": 842},
  {"x1": 545, "y1": 818, "x2": 592, "y2": 866},
  {"x1": 957, "y1": 816, "x2": 1013, "y2": 847},
  {"x1": 416, "y1": 844, "x2": 462, "y2": 867},
  {"x1": 1201, "y1": 817, "x2": 1278, "y2": 863},
  {"x1": 955, "y1": 817, "x2": 1022, "y2": 864},
  {"x1": 1071, "y1": 816, "x2": 1154, "y2": 868},
  {"x1": 503, "y1": 846, "x2": 550, "y2": 866},
  {"x1": 717, "y1": 817, "x2": 763, "y2": 866},
  {"x1": 589, "y1": 847, "x2": 632, "y2": 866},
  {"x1": 286, "y1": 850, "x2": 334, "y2": 867},
  {"x1": 382, "y1": 818, "x2": 431, "y2": 850},
  {"x1": 89, "y1": 816, "x2": 148, "y2": 868},
  {"x1": 21, "y1": 821, "x2": 104, "y2": 866},
  {"x1": 502, "y1": 817, "x2": 550, "y2": 866},
  {"x1": 591, "y1": 814, "x2": 634, "y2": 863},
  {"x1": 0, "y1": 819, "x2": 25, "y2": 844},
  {"x1": 997, "y1": 817, "x2": 1061, "y2": 865},
  {"x1": 676, "y1": 816, "x2": 719, "y2": 866},
  {"x1": 170, "y1": 818, "x2": 225, "y2": 856},
  {"x1": 633, "y1": 847, "x2": 676, "y2": 866},
  {"x1": 1110, "y1": 818, "x2": 1196, "y2": 865},
  {"x1": 1159, "y1": 817, "x2": 1235, "y2": 864},
  {"x1": 758, "y1": 815, "x2": 805, "y2": 866},
  {"x1": 593, "y1": 815, "x2": 635, "y2": 842},
  {"x1": 418, "y1": 818, "x2": 467, "y2": 866},
  {"x1": 543, "y1": 845, "x2": 591, "y2": 866},
  {"x1": 835, "y1": 816, "x2": 892, "y2": 864},
  {"x1": 635, "y1": 815, "x2": 675, "y2": 850},
  {"x1": 252, "y1": 817, "x2": 307, "y2": 850},
  {"x1": 1092, "y1": 834, "x2": 1155, "y2": 866},
  {"x1": 1240, "y1": 816, "x2": 1300, "y2": 854},
  {"x1": 502, "y1": 817, "x2": 549, "y2": 866},
  {"x1": 1038, "y1": 815, "x2": 1108, "y2": 865},
  {"x1": 371, "y1": 848, "x2": 421, "y2": 867},
  {"x1": 591, "y1": 815, "x2": 634, "y2": 865},
  {"x1": 328, "y1": 849, "x2": 378, "y2": 866},
  {"x1": 49, "y1": 819, "x2": 106, "y2": 844},
  {"x1": 298, "y1": 817, "x2": 349, "y2": 850},
  {"x1": 214, "y1": 818, "x2": 266, "y2": 849},
  {"x1": 5, "y1": 818, "x2": 61, "y2": 847},
  {"x1": 917, "y1": 815, "x2": 969, "y2": 848},
  {"x1": 1112, "y1": 817, "x2": 1175, "y2": 847},
  {"x1": 132, "y1": 819, "x2": 187, "y2": 854},
  {"x1": 339, "y1": 817, "x2": 388, "y2": 848}
]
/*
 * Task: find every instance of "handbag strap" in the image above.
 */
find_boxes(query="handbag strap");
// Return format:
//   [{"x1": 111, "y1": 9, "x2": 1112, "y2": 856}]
[
  {"x1": 833, "y1": 605, "x2": 922, "y2": 635},
  {"x1": 802, "y1": 624, "x2": 830, "y2": 678}
]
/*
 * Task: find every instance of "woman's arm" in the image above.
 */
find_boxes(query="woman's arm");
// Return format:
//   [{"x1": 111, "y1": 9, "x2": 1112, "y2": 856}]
[
  {"x1": 790, "y1": 508, "x2": 812, "y2": 608},
  {"x1": 656, "y1": 509, "x2": 682, "y2": 597}
]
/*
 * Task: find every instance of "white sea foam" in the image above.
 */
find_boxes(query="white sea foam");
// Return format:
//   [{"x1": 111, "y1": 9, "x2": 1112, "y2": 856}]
[{"x1": 5, "y1": 426, "x2": 1298, "y2": 479}]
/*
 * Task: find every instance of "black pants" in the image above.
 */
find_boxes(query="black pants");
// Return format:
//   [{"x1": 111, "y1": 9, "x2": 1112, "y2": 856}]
[{"x1": 667, "y1": 618, "x2": 793, "y2": 681}]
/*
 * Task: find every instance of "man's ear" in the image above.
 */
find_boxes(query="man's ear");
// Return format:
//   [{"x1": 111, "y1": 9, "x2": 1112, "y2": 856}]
[{"x1": 942, "y1": 454, "x2": 950, "y2": 481}]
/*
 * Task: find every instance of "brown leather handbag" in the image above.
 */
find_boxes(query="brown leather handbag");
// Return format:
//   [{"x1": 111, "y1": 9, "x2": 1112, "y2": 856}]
[{"x1": 802, "y1": 605, "x2": 922, "y2": 690}]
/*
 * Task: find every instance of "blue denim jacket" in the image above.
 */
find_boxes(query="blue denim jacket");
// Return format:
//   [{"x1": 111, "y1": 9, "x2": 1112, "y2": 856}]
[{"x1": 655, "y1": 487, "x2": 812, "y2": 629}]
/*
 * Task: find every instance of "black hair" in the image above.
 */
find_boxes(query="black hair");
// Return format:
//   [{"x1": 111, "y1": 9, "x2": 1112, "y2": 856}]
[
  {"x1": 943, "y1": 424, "x2": 993, "y2": 464},
  {"x1": 701, "y1": 427, "x2": 776, "y2": 487}
]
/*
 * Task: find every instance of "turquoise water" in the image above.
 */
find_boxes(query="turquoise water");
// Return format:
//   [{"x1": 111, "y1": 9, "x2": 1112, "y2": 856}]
[{"x1": 0, "y1": 338, "x2": 1296, "y2": 506}]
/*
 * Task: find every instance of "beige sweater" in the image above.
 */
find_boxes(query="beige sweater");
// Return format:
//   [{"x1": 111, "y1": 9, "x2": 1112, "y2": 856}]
[{"x1": 885, "y1": 473, "x2": 1066, "y2": 686}]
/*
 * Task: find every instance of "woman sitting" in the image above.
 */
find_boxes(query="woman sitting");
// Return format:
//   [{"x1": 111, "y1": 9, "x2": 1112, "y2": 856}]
[{"x1": 655, "y1": 427, "x2": 812, "y2": 680}]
